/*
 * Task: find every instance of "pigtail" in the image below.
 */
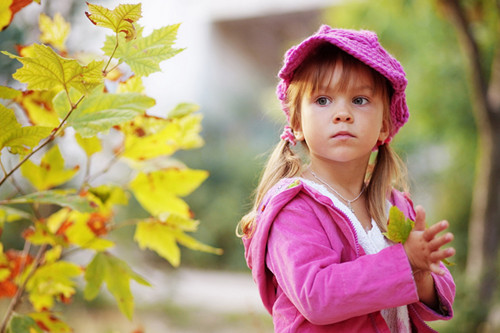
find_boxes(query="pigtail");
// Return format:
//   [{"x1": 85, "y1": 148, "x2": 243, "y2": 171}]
[
  {"x1": 237, "y1": 139, "x2": 303, "y2": 237},
  {"x1": 366, "y1": 143, "x2": 408, "y2": 232}
]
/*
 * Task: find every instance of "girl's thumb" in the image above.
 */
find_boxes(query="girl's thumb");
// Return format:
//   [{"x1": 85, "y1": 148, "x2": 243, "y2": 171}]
[{"x1": 414, "y1": 205, "x2": 426, "y2": 231}]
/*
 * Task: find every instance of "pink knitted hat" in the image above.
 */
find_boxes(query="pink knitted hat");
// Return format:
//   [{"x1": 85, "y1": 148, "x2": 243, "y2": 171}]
[{"x1": 277, "y1": 25, "x2": 409, "y2": 143}]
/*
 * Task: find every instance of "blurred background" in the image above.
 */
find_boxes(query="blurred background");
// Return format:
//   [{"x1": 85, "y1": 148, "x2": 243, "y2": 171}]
[{"x1": 1, "y1": 0, "x2": 498, "y2": 332}]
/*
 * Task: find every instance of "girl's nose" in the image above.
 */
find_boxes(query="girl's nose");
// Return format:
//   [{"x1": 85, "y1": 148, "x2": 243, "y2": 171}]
[{"x1": 333, "y1": 106, "x2": 353, "y2": 123}]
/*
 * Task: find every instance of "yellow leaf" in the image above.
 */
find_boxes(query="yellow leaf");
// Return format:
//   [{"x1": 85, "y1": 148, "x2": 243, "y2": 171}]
[
  {"x1": 0, "y1": 0, "x2": 14, "y2": 31},
  {"x1": 134, "y1": 218, "x2": 222, "y2": 267},
  {"x1": 0, "y1": 104, "x2": 52, "y2": 155},
  {"x1": 0, "y1": 85, "x2": 22, "y2": 99},
  {"x1": 75, "y1": 132, "x2": 102, "y2": 156},
  {"x1": 116, "y1": 75, "x2": 144, "y2": 93},
  {"x1": 130, "y1": 168, "x2": 208, "y2": 218},
  {"x1": 16, "y1": 90, "x2": 60, "y2": 127},
  {"x1": 29, "y1": 312, "x2": 71, "y2": 333},
  {"x1": 20, "y1": 145, "x2": 79, "y2": 191},
  {"x1": 65, "y1": 214, "x2": 114, "y2": 251},
  {"x1": 39, "y1": 12, "x2": 70, "y2": 52},
  {"x1": 2, "y1": 44, "x2": 104, "y2": 93},
  {"x1": 26, "y1": 261, "x2": 82, "y2": 311},
  {"x1": 121, "y1": 111, "x2": 204, "y2": 161},
  {"x1": 1, "y1": 0, "x2": 38, "y2": 31},
  {"x1": 86, "y1": 3, "x2": 141, "y2": 39},
  {"x1": 135, "y1": 221, "x2": 180, "y2": 267}
]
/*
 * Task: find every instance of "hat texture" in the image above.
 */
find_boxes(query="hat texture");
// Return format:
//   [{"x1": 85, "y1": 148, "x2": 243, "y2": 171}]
[{"x1": 277, "y1": 25, "x2": 409, "y2": 142}]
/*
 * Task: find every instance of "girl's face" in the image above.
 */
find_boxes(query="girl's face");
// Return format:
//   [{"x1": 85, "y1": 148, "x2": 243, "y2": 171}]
[{"x1": 296, "y1": 61, "x2": 389, "y2": 169}]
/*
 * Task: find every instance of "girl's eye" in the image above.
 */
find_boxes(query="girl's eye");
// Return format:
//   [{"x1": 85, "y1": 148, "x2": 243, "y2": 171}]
[
  {"x1": 315, "y1": 97, "x2": 331, "y2": 106},
  {"x1": 353, "y1": 97, "x2": 368, "y2": 105}
]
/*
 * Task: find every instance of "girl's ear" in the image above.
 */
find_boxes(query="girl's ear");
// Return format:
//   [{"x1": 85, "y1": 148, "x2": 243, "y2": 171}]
[
  {"x1": 294, "y1": 130, "x2": 305, "y2": 142},
  {"x1": 378, "y1": 119, "x2": 390, "y2": 143}
]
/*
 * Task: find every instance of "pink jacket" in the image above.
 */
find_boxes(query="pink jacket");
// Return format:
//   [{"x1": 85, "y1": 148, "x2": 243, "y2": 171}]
[{"x1": 243, "y1": 178, "x2": 455, "y2": 332}]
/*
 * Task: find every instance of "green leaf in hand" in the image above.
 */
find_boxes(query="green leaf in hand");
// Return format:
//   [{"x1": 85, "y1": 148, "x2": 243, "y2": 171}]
[
  {"x1": 383, "y1": 206, "x2": 415, "y2": 244},
  {"x1": 384, "y1": 206, "x2": 455, "y2": 267}
]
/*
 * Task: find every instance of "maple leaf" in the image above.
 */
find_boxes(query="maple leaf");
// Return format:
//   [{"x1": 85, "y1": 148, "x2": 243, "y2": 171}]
[
  {"x1": 39, "y1": 13, "x2": 70, "y2": 52},
  {"x1": 130, "y1": 168, "x2": 209, "y2": 218},
  {"x1": 2, "y1": 44, "x2": 104, "y2": 94},
  {"x1": 102, "y1": 24, "x2": 183, "y2": 77},
  {"x1": 1, "y1": 0, "x2": 38, "y2": 31},
  {"x1": 6, "y1": 189, "x2": 96, "y2": 213},
  {"x1": 121, "y1": 109, "x2": 204, "y2": 161},
  {"x1": 6, "y1": 314, "x2": 42, "y2": 333},
  {"x1": 75, "y1": 132, "x2": 102, "y2": 156},
  {"x1": 0, "y1": 104, "x2": 52, "y2": 155},
  {"x1": 0, "y1": 85, "x2": 22, "y2": 99},
  {"x1": 0, "y1": 206, "x2": 31, "y2": 224},
  {"x1": 20, "y1": 145, "x2": 79, "y2": 191},
  {"x1": 29, "y1": 312, "x2": 71, "y2": 333},
  {"x1": 383, "y1": 206, "x2": 415, "y2": 244},
  {"x1": 53, "y1": 88, "x2": 155, "y2": 137},
  {"x1": 86, "y1": 3, "x2": 142, "y2": 40},
  {"x1": 16, "y1": 90, "x2": 60, "y2": 127},
  {"x1": 25, "y1": 261, "x2": 82, "y2": 311},
  {"x1": 84, "y1": 252, "x2": 150, "y2": 320}
]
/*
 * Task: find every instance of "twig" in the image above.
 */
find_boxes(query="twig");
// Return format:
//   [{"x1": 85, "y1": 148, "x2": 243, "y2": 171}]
[
  {"x1": 0, "y1": 244, "x2": 48, "y2": 333},
  {"x1": 0, "y1": 94, "x2": 85, "y2": 188}
]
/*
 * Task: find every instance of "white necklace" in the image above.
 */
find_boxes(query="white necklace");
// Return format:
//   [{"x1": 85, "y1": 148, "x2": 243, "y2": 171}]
[{"x1": 311, "y1": 171, "x2": 365, "y2": 213}]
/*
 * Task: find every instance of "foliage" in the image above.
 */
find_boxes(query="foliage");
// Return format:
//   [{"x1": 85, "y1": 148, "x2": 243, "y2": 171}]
[{"x1": 0, "y1": 2, "x2": 220, "y2": 332}]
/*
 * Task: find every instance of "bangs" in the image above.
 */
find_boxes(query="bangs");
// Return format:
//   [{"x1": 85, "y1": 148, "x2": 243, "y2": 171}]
[
  {"x1": 285, "y1": 43, "x2": 392, "y2": 129},
  {"x1": 295, "y1": 43, "x2": 389, "y2": 98}
]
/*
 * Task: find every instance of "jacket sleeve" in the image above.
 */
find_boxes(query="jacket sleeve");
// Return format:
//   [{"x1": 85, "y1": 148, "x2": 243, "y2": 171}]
[
  {"x1": 265, "y1": 197, "x2": 420, "y2": 325},
  {"x1": 410, "y1": 263, "x2": 455, "y2": 321}
]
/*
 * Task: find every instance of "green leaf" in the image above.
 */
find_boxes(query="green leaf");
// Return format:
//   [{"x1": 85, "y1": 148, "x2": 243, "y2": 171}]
[
  {"x1": 86, "y1": 3, "x2": 142, "y2": 39},
  {"x1": 4, "y1": 189, "x2": 96, "y2": 213},
  {"x1": 383, "y1": 206, "x2": 415, "y2": 244},
  {"x1": 2, "y1": 44, "x2": 104, "y2": 94},
  {"x1": 167, "y1": 103, "x2": 199, "y2": 119},
  {"x1": 20, "y1": 145, "x2": 79, "y2": 191},
  {"x1": 26, "y1": 261, "x2": 82, "y2": 311},
  {"x1": 102, "y1": 24, "x2": 183, "y2": 77},
  {"x1": 7, "y1": 314, "x2": 42, "y2": 333},
  {"x1": 0, "y1": 206, "x2": 31, "y2": 224},
  {"x1": 84, "y1": 252, "x2": 150, "y2": 320},
  {"x1": 0, "y1": 104, "x2": 52, "y2": 155},
  {"x1": 55, "y1": 89, "x2": 155, "y2": 137}
]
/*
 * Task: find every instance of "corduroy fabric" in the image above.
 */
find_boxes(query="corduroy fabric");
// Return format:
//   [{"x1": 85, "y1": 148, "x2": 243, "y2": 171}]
[{"x1": 277, "y1": 25, "x2": 409, "y2": 142}]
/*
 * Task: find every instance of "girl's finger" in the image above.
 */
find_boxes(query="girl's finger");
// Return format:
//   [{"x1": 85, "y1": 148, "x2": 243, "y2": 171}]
[
  {"x1": 414, "y1": 205, "x2": 426, "y2": 231},
  {"x1": 428, "y1": 232, "x2": 454, "y2": 251},
  {"x1": 430, "y1": 247, "x2": 456, "y2": 262},
  {"x1": 429, "y1": 262, "x2": 445, "y2": 276},
  {"x1": 423, "y1": 220, "x2": 449, "y2": 241}
]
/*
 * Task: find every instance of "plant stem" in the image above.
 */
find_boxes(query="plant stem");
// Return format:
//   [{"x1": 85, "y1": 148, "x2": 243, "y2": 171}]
[
  {"x1": 0, "y1": 244, "x2": 48, "y2": 333},
  {"x1": 0, "y1": 94, "x2": 85, "y2": 188},
  {"x1": 103, "y1": 34, "x2": 119, "y2": 74}
]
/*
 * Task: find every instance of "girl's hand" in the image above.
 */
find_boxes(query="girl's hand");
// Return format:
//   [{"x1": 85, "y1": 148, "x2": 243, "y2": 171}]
[{"x1": 404, "y1": 205, "x2": 455, "y2": 276}]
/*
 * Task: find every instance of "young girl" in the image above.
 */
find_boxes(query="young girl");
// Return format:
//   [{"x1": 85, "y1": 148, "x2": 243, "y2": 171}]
[{"x1": 238, "y1": 26, "x2": 456, "y2": 332}]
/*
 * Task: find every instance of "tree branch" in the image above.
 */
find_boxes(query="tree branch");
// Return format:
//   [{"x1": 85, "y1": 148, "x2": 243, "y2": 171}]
[{"x1": 438, "y1": 0, "x2": 492, "y2": 126}]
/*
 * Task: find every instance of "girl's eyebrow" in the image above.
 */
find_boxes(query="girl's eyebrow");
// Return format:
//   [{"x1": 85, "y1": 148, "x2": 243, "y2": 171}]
[{"x1": 316, "y1": 84, "x2": 375, "y2": 93}]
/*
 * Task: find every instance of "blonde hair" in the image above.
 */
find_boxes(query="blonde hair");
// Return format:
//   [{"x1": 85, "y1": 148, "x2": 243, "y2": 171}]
[{"x1": 237, "y1": 44, "x2": 408, "y2": 237}]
